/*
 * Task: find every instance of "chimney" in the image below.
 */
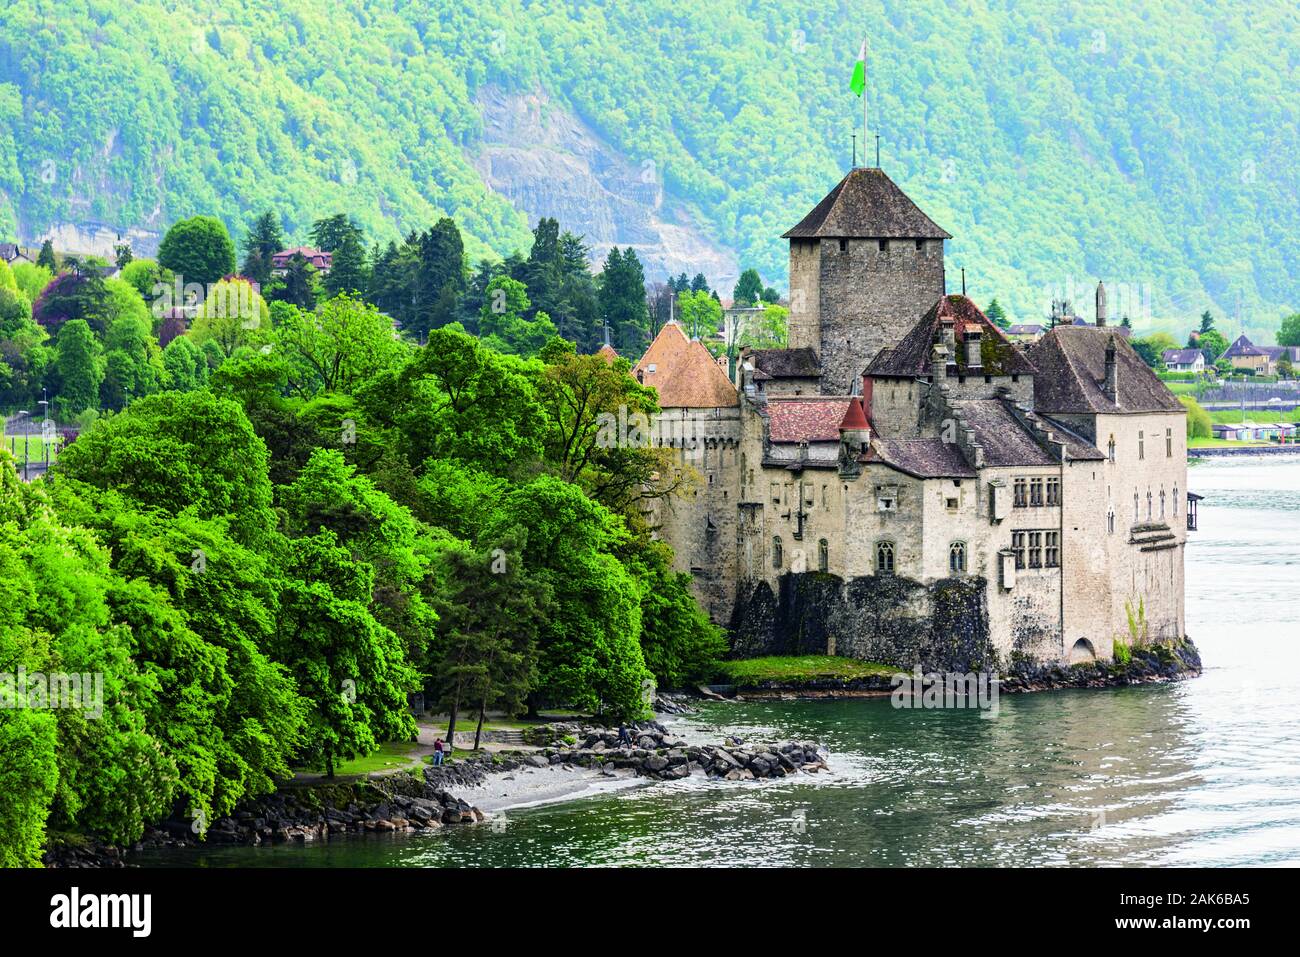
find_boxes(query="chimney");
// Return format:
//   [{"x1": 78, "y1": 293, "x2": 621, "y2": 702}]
[
  {"x1": 965, "y1": 329, "x2": 982, "y2": 369},
  {"x1": 1095, "y1": 281, "x2": 1107, "y2": 327},
  {"x1": 1103, "y1": 337, "x2": 1119, "y2": 404},
  {"x1": 939, "y1": 317, "x2": 956, "y2": 354}
]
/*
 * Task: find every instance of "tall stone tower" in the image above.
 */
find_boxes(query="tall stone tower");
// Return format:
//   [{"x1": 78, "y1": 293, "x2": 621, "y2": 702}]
[{"x1": 783, "y1": 168, "x2": 950, "y2": 395}]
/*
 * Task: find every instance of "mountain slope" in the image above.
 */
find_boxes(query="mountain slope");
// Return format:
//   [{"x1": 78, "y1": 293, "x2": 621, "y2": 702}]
[{"x1": 0, "y1": 0, "x2": 1296, "y2": 338}]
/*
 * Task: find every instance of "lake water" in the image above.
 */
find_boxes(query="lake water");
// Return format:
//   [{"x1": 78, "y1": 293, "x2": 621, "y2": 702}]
[{"x1": 143, "y1": 454, "x2": 1300, "y2": 867}]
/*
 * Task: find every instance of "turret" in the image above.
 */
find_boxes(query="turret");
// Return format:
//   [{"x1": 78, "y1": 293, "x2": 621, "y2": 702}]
[{"x1": 1095, "y1": 281, "x2": 1108, "y2": 327}]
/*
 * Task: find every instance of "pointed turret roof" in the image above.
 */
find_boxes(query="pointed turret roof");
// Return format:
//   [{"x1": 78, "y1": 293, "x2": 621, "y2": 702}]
[
  {"x1": 783, "y1": 167, "x2": 951, "y2": 240},
  {"x1": 632, "y1": 322, "x2": 738, "y2": 408}
]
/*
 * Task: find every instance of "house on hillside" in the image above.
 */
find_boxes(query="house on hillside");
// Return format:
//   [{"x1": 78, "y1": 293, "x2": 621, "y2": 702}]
[
  {"x1": 1222, "y1": 334, "x2": 1274, "y2": 375},
  {"x1": 271, "y1": 247, "x2": 332, "y2": 276},
  {"x1": 0, "y1": 242, "x2": 34, "y2": 266},
  {"x1": 1005, "y1": 324, "x2": 1044, "y2": 341},
  {"x1": 1162, "y1": 349, "x2": 1206, "y2": 373}
]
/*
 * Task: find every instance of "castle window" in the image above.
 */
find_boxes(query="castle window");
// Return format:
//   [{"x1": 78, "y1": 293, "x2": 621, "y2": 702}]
[
  {"x1": 1012, "y1": 374, "x2": 1020, "y2": 383},
  {"x1": 1028, "y1": 531, "x2": 1043, "y2": 568},
  {"x1": 822, "y1": 484, "x2": 829, "y2": 509},
  {"x1": 1139, "y1": 430, "x2": 1145, "y2": 460},
  {"x1": 1011, "y1": 532, "x2": 1026, "y2": 569},
  {"x1": 1147, "y1": 491, "x2": 1153, "y2": 520},
  {"x1": 772, "y1": 537, "x2": 783, "y2": 569},
  {"x1": 1134, "y1": 492, "x2": 1139, "y2": 522},
  {"x1": 875, "y1": 540, "x2": 895, "y2": 574},
  {"x1": 1108, "y1": 435, "x2": 1116, "y2": 462},
  {"x1": 949, "y1": 542, "x2": 966, "y2": 573},
  {"x1": 838, "y1": 239, "x2": 848, "y2": 252},
  {"x1": 1108, "y1": 509, "x2": 1115, "y2": 534},
  {"x1": 946, "y1": 496, "x2": 959, "y2": 511},
  {"x1": 1013, "y1": 478, "x2": 1028, "y2": 507},
  {"x1": 1166, "y1": 428, "x2": 1173, "y2": 457},
  {"x1": 1029, "y1": 477, "x2": 1044, "y2": 506},
  {"x1": 1045, "y1": 531, "x2": 1060, "y2": 567},
  {"x1": 1160, "y1": 489, "x2": 1166, "y2": 518},
  {"x1": 1046, "y1": 477, "x2": 1061, "y2": 506},
  {"x1": 877, "y1": 239, "x2": 887, "y2": 252},
  {"x1": 818, "y1": 539, "x2": 829, "y2": 573},
  {"x1": 1174, "y1": 485, "x2": 1179, "y2": 516}
]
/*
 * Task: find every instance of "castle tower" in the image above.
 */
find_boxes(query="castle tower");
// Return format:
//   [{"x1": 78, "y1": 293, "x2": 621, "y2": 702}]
[{"x1": 783, "y1": 168, "x2": 950, "y2": 395}]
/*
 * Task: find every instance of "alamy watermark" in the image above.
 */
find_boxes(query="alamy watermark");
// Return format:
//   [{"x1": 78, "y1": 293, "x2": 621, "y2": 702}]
[
  {"x1": 890, "y1": 666, "x2": 1000, "y2": 718},
  {"x1": 0, "y1": 668, "x2": 104, "y2": 719}
]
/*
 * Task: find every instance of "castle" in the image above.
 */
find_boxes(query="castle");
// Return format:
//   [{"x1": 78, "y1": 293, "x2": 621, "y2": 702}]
[{"x1": 635, "y1": 167, "x2": 1189, "y2": 671}]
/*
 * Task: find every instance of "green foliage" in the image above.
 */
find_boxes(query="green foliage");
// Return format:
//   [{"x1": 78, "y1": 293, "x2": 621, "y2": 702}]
[
  {"x1": 50, "y1": 319, "x2": 103, "y2": 418},
  {"x1": 1279, "y1": 314, "x2": 1300, "y2": 348},
  {"x1": 732, "y1": 268, "x2": 764, "y2": 307},
  {"x1": 157, "y1": 215, "x2": 236, "y2": 288},
  {"x1": 12, "y1": 263, "x2": 53, "y2": 304},
  {"x1": 1179, "y1": 395, "x2": 1212, "y2": 439}
]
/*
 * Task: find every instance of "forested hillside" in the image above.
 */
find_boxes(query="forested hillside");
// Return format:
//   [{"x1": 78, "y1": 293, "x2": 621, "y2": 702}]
[{"x1": 0, "y1": 1, "x2": 1297, "y2": 337}]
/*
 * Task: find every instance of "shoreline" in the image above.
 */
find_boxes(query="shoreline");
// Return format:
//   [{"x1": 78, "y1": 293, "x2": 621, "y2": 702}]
[{"x1": 713, "y1": 638, "x2": 1202, "y2": 702}]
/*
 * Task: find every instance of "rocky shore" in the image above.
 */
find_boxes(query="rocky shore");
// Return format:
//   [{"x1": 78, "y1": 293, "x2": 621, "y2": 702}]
[
  {"x1": 717, "y1": 638, "x2": 1202, "y2": 700},
  {"x1": 45, "y1": 718, "x2": 827, "y2": 867}
]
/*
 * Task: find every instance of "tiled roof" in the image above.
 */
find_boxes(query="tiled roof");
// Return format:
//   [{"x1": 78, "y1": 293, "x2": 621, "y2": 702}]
[
  {"x1": 869, "y1": 438, "x2": 977, "y2": 479},
  {"x1": 272, "y1": 247, "x2": 332, "y2": 270},
  {"x1": 1162, "y1": 349, "x2": 1204, "y2": 364},
  {"x1": 1224, "y1": 334, "x2": 1268, "y2": 358},
  {"x1": 865, "y1": 295, "x2": 1036, "y2": 378},
  {"x1": 1026, "y1": 326, "x2": 1184, "y2": 414},
  {"x1": 1262, "y1": 346, "x2": 1300, "y2": 362},
  {"x1": 782, "y1": 167, "x2": 951, "y2": 240},
  {"x1": 595, "y1": 343, "x2": 620, "y2": 363},
  {"x1": 767, "y1": 397, "x2": 856, "y2": 442},
  {"x1": 1006, "y1": 324, "x2": 1043, "y2": 335},
  {"x1": 950, "y1": 400, "x2": 1057, "y2": 467},
  {"x1": 744, "y1": 347, "x2": 821, "y2": 379},
  {"x1": 632, "y1": 322, "x2": 738, "y2": 408}
]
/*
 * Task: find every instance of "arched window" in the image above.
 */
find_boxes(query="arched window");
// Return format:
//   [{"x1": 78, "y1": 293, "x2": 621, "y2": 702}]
[
  {"x1": 1173, "y1": 485, "x2": 1179, "y2": 516},
  {"x1": 1133, "y1": 491, "x2": 1139, "y2": 522},
  {"x1": 1147, "y1": 491, "x2": 1153, "y2": 520},
  {"x1": 875, "y1": 540, "x2": 895, "y2": 574},
  {"x1": 772, "y1": 536, "x2": 783, "y2": 569},
  {"x1": 1107, "y1": 508, "x2": 1115, "y2": 534},
  {"x1": 818, "y1": 539, "x2": 829, "y2": 572},
  {"x1": 1160, "y1": 489, "x2": 1167, "y2": 518},
  {"x1": 949, "y1": 542, "x2": 966, "y2": 574},
  {"x1": 1108, "y1": 435, "x2": 1116, "y2": 462}
]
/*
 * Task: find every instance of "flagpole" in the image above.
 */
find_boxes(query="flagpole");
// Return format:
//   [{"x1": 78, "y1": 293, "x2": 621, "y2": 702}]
[{"x1": 863, "y1": 36, "x2": 870, "y2": 167}]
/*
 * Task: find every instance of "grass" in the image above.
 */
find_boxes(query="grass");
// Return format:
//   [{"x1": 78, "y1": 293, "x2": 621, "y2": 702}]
[
  {"x1": 1188, "y1": 436, "x2": 1272, "y2": 448},
  {"x1": 1, "y1": 430, "x2": 61, "y2": 466},
  {"x1": 716, "y1": 655, "x2": 895, "y2": 685},
  {"x1": 328, "y1": 741, "x2": 422, "y2": 776},
  {"x1": 1207, "y1": 408, "x2": 1300, "y2": 424}
]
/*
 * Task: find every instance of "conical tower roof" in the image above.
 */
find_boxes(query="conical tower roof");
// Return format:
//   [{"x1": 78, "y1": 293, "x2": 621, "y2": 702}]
[{"x1": 782, "y1": 167, "x2": 951, "y2": 240}]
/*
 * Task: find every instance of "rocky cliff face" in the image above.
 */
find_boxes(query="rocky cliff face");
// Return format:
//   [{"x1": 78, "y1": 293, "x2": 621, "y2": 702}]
[{"x1": 472, "y1": 86, "x2": 738, "y2": 289}]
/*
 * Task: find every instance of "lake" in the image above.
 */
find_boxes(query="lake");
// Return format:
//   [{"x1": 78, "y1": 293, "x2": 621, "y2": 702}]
[{"x1": 142, "y1": 453, "x2": 1300, "y2": 867}]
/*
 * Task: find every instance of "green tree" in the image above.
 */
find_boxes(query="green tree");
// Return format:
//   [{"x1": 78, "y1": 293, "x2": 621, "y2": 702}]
[
  {"x1": 599, "y1": 247, "x2": 649, "y2": 353},
  {"x1": 1179, "y1": 395, "x2": 1211, "y2": 439},
  {"x1": 1197, "y1": 328, "x2": 1228, "y2": 360},
  {"x1": 308, "y1": 213, "x2": 363, "y2": 253},
  {"x1": 12, "y1": 262, "x2": 53, "y2": 304},
  {"x1": 100, "y1": 313, "x2": 162, "y2": 411},
  {"x1": 189, "y1": 277, "x2": 270, "y2": 357},
  {"x1": 479, "y1": 275, "x2": 556, "y2": 356},
  {"x1": 161, "y1": 334, "x2": 208, "y2": 392},
  {"x1": 275, "y1": 252, "x2": 319, "y2": 310},
  {"x1": 35, "y1": 241, "x2": 56, "y2": 272},
  {"x1": 1279, "y1": 314, "x2": 1300, "y2": 348},
  {"x1": 986, "y1": 298, "x2": 1010, "y2": 329},
  {"x1": 241, "y1": 211, "x2": 285, "y2": 286},
  {"x1": 276, "y1": 294, "x2": 405, "y2": 397},
  {"x1": 677, "y1": 288, "x2": 722, "y2": 341},
  {"x1": 158, "y1": 215, "x2": 237, "y2": 288},
  {"x1": 324, "y1": 230, "x2": 369, "y2": 298},
  {"x1": 732, "y1": 268, "x2": 764, "y2": 307},
  {"x1": 1199, "y1": 310, "x2": 1215, "y2": 334},
  {"x1": 50, "y1": 319, "x2": 103, "y2": 417}
]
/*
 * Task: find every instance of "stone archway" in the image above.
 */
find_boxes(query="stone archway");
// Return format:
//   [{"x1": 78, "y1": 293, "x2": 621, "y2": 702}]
[{"x1": 1069, "y1": 638, "x2": 1096, "y2": 664}]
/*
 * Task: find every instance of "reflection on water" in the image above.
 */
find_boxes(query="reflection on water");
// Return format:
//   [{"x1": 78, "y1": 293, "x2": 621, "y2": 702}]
[{"x1": 142, "y1": 455, "x2": 1300, "y2": 867}]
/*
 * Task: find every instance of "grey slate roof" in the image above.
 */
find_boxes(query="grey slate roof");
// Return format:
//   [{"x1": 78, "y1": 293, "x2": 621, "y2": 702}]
[
  {"x1": 869, "y1": 438, "x2": 977, "y2": 479},
  {"x1": 1026, "y1": 326, "x2": 1184, "y2": 414},
  {"x1": 783, "y1": 167, "x2": 952, "y2": 240},
  {"x1": 744, "y1": 347, "x2": 822, "y2": 379},
  {"x1": 1162, "y1": 349, "x2": 1204, "y2": 364},
  {"x1": 950, "y1": 400, "x2": 1057, "y2": 467},
  {"x1": 1224, "y1": 334, "x2": 1268, "y2": 358},
  {"x1": 865, "y1": 295, "x2": 1036, "y2": 378}
]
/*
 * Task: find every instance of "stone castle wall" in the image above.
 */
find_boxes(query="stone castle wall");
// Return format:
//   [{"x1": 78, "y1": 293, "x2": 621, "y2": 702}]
[{"x1": 788, "y1": 237, "x2": 946, "y2": 395}]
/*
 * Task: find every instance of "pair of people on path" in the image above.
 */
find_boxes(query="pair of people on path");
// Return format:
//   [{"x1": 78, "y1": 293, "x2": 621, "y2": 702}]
[{"x1": 433, "y1": 737, "x2": 446, "y2": 765}]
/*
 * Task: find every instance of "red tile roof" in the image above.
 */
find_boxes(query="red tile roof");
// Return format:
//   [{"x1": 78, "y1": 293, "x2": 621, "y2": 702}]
[
  {"x1": 632, "y1": 322, "x2": 738, "y2": 408},
  {"x1": 767, "y1": 397, "x2": 857, "y2": 442}
]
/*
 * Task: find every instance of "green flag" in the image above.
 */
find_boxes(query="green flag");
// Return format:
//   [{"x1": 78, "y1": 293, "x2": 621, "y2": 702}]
[{"x1": 850, "y1": 39, "x2": 866, "y2": 97}]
